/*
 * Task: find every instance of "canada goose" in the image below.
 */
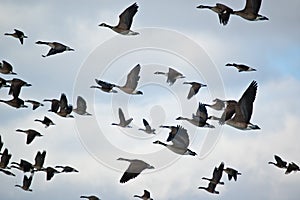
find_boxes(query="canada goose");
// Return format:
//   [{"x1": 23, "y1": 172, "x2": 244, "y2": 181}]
[
  {"x1": 202, "y1": 162, "x2": 225, "y2": 185},
  {"x1": 7, "y1": 78, "x2": 31, "y2": 98},
  {"x1": 0, "y1": 148, "x2": 12, "y2": 169},
  {"x1": 285, "y1": 162, "x2": 300, "y2": 175},
  {"x1": 198, "y1": 182, "x2": 219, "y2": 194},
  {"x1": 0, "y1": 77, "x2": 10, "y2": 88},
  {"x1": 33, "y1": 151, "x2": 46, "y2": 170},
  {"x1": 4, "y1": 29, "x2": 27, "y2": 44},
  {"x1": 134, "y1": 190, "x2": 153, "y2": 200},
  {"x1": 55, "y1": 165, "x2": 79, "y2": 173},
  {"x1": 233, "y1": 0, "x2": 268, "y2": 21},
  {"x1": 221, "y1": 81, "x2": 260, "y2": 130},
  {"x1": 25, "y1": 100, "x2": 44, "y2": 110},
  {"x1": 35, "y1": 41, "x2": 74, "y2": 57},
  {"x1": 138, "y1": 119, "x2": 156, "y2": 134},
  {"x1": 112, "y1": 108, "x2": 133, "y2": 128},
  {"x1": 223, "y1": 167, "x2": 241, "y2": 181},
  {"x1": 99, "y1": 3, "x2": 139, "y2": 35},
  {"x1": 80, "y1": 195, "x2": 100, "y2": 200},
  {"x1": 90, "y1": 79, "x2": 117, "y2": 93},
  {"x1": 16, "y1": 129, "x2": 43, "y2": 145},
  {"x1": 73, "y1": 96, "x2": 91, "y2": 115},
  {"x1": 154, "y1": 67, "x2": 185, "y2": 86},
  {"x1": 117, "y1": 157, "x2": 154, "y2": 183},
  {"x1": 115, "y1": 64, "x2": 143, "y2": 95},
  {"x1": 0, "y1": 97, "x2": 28, "y2": 109},
  {"x1": 34, "y1": 116, "x2": 55, "y2": 128},
  {"x1": 176, "y1": 103, "x2": 215, "y2": 128},
  {"x1": 43, "y1": 98, "x2": 60, "y2": 112},
  {"x1": 15, "y1": 174, "x2": 33, "y2": 192},
  {"x1": 0, "y1": 168, "x2": 16, "y2": 177},
  {"x1": 11, "y1": 159, "x2": 34, "y2": 173},
  {"x1": 0, "y1": 60, "x2": 17, "y2": 75},
  {"x1": 183, "y1": 82, "x2": 207, "y2": 99},
  {"x1": 268, "y1": 155, "x2": 287, "y2": 169},
  {"x1": 226, "y1": 63, "x2": 256, "y2": 72},
  {"x1": 56, "y1": 93, "x2": 74, "y2": 118},
  {"x1": 197, "y1": 3, "x2": 233, "y2": 25},
  {"x1": 42, "y1": 166, "x2": 61, "y2": 181},
  {"x1": 153, "y1": 125, "x2": 197, "y2": 156}
]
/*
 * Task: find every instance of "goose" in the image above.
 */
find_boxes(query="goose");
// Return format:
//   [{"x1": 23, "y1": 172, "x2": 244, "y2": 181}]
[
  {"x1": 7, "y1": 78, "x2": 31, "y2": 98},
  {"x1": 25, "y1": 100, "x2": 44, "y2": 110},
  {"x1": 226, "y1": 63, "x2": 256, "y2": 72},
  {"x1": 99, "y1": 3, "x2": 139, "y2": 35},
  {"x1": 73, "y1": 96, "x2": 91, "y2": 115},
  {"x1": 56, "y1": 93, "x2": 73, "y2": 118},
  {"x1": 268, "y1": 155, "x2": 287, "y2": 169},
  {"x1": 223, "y1": 167, "x2": 241, "y2": 181},
  {"x1": 153, "y1": 125, "x2": 197, "y2": 156},
  {"x1": 0, "y1": 148, "x2": 12, "y2": 169},
  {"x1": 197, "y1": 3, "x2": 233, "y2": 25},
  {"x1": 41, "y1": 166, "x2": 61, "y2": 181},
  {"x1": 0, "y1": 60, "x2": 17, "y2": 75},
  {"x1": 11, "y1": 159, "x2": 34, "y2": 173},
  {"x1": 154, "y1": 67, "x2": 185, "y2": 86},
  {"x1": 202, "y1": 162, "x2": 225, "y2": 185},
  {"x1": 117, "y1": 158, "x2": 154, "y2": 183},
  {"x1": 176, "y1": 103, "x2": 215, "y2": 128},
  {"x1": 204, "y1": 98, "x2": 226, "y2": 111},
  {"x1": 80, "y1": 195, "x2": 100, "y2": 200},
  {"x1": 33, "y1": 151, "x2": 46, "y2": 170},
  {"x1": 134, "y1": 190, "x2": 153, "y2": 200},
  {"x1": 35, "y1": 41, "x2": 74, "y2": 57},
  {"x1": 220, "y1": 81, "x2": 260, "y2": 130},
  {"x1": 43, "y1": 98, "x2": 60, "y2": 112},
  {"x1": 0, "y1": 97, "x2": 28, "y2": 109},
  {"x1": 34, "y1": 116, "x2": 55, "y2": 128},
  {"x1": 55, "y1": 165, "x2": 79, "y2": 173},
  {"x1": 0, "y1": 77, "x2": 10, "y2": 88},
  {"x1": 15, "y1": 174, "x2": 33, "y2": 192},
  {"x1": 90, "y1": 79, "x2": 117, "y2": 93},
  {"x1": 285, "y1": 162, "x2": 300, "y2": 175},
  {"x1": 198, "y1": 182, "x2": 219, "y2": 194},
  {"x1": 4, "y1": 29, "x2": 27, "y2": 44},
  {"x1": 183, "y1": 82, "x2": 207, "y2": 99},
  {"x1": 0, "y1": 168, "x2": 16, "y2": 177},
  {"x1": 16, "y1": 129, "x2": 43, "y2": 145},
  {"x1": 233, "y1": 0, "x2": 268, "y2": 21},
  {"x1": 112, "y1": 108, "x2": 133, "y2": 128},
  {"x1": 115, "y1": 64, "x2": 143, "y2": 95},
  {"x1": 138, "y1": 119, "x2": 156, "y2": 134}
]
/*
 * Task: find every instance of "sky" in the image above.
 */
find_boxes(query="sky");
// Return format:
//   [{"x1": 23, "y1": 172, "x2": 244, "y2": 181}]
[{"x1": 0, "y1": 0, "x2": 300, "y2": 199}]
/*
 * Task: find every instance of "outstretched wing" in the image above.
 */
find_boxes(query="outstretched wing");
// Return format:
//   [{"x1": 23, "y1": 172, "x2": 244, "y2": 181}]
[
  {"x1": 124, "y1": 64, "x2": 141, "y2": 90},
  {"x1": 171, "y1": 125, "x2": 190, "y2": 149},
  {"x1": 76, "y1": 96, "x2": 87, "y2": 112},
  {"x1": 117, "y1": 3, "x2": 138, "y2": 30},
  {"x1": 118, "y1": 108, "x2": 126, "y2": 123}
]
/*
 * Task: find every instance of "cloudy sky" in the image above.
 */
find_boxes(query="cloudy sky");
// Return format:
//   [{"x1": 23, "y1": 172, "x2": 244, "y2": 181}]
[{"x1": 1, "y1": 0, "x2": 300, "y2": 199}]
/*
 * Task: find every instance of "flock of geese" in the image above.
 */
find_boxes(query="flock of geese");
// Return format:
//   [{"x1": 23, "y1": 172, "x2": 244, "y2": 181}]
[{"x1": 0, "y1": 0, "x2": 298, "y2": 199}]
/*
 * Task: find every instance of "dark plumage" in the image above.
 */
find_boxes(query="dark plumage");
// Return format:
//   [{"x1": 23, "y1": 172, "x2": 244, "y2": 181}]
[
  {"x1": 268, "y1": 155, "x2": 287, "y2": 169},
  {"x1": 197, "y1": 3, "x2": 233, "y2": 25},
  {"x1": 16, "y1": 129, "x2": 43, "y2": 145},
  {"x1": 226, "y1": 63, "x2": 256, "y2": 72},
  {"x1": 0, "y1": 60, "x2": 17, "y2": 75},
  {"x1": 4, "y1": 29, "x2": 27, "y2": 44},
  {"x1": 233, "y1": 0, "x2": 269, "y2": 21},
  {"x1": 36, "y1": 41, "x2": 74, "y2": 57},
  {"x1": 25, "y1": 100, "x2": 44, "y2": 110},
  {"x1": 91, "y1": 79, "x2": 117, "y2": 93},
  {"x1": 34, "y1": 116, "x2": 55, "y2": 128},
  {"x1": 183, "y1": 82, "x2": 207, "y2": 99}
]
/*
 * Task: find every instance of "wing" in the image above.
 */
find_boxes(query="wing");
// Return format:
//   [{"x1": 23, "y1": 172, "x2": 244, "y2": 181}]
[
  {"x1": 245, "y1": 0, "x2": 262, "y2": 14},
  {"x1": 117, "y1": 3, "x2": 138, "y2": 30},
  {"x1": 187, "y1": 83, "x2": 200, "y2": 99},
  {"x1": 274, "y1": 155, "x2": 286, "y2": 165},
  {"x1": 51, "y1": 100, "x2": 60, "y2": 112},
  {"x1": 216, "y1": 3, "x2": 233, "y2": 25},
  {"x1": 171, "y1": 125, "x2": 190, "y2": 149},
  {"x1": 144, "y1": 190, "x2": 151, "y2": 198},
  {"x1": 220, "y1": 100, "x2": 237, "y2": 123},
  {"x1": 124, "y1": 64, "x2": 141, "y2": 90},
  {"x1": 95, "y1": 79, "x2": 115, "y2": 89},
  {"x1": 118, "y1": 108, "x2": 126, "y2": 123},
  {"x1": 26, "y1": 133, "x2": 35, "y2": 145},
  {"x1": 59, "y1": 93, "x2": 68, "y2": 111},
  {"x1": 77, "y1": 96, "x2": 87, "y2": 111},
  {"x1": 195, "y1": 103, "x2": 208, "y2": 122},
  {"x1": 142, "y1": 118, "x2": 149, "y2": 127},
  {"x1": 2, "y1": 60, "x2": 13, "y2": 71},
  {"x1": 120, "y1": 161, "x2": 145, "y2": 183}
]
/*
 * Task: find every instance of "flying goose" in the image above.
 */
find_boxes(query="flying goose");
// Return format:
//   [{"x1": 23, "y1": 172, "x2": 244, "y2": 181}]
[
  {"x1": 233, "y1": 0, "x2": 268, "y2": 21},
  {"x1": 153, "y1": 125, "x2": 197, "y2": 156},
  {"x1": 198, "y1": 182, "x2": 219, "y2": 194},
  {"x1": 56, "y1": 93, "x2": 74, "y2": 118},
  {"x1": 35, "y1": 41, "x2": 74, "y2": 57},
  {"x1": 115, "y1": 64, "x2": 143, "y2": 95},
  {"x1": 99, "y1": 3, "x2": 139, "y2": 35},
  {"x1": 0, "y1": 97, "x2": 28, "y2": 109},
  {"x1": 91, "y1": 79, "x2": 117, "y2": 93},
  {"x1": 34, "y1": 116, "x2": 55, "y2": 128},
  {"x1": 7, "y1": 78, "x2": 31, "y2": 98},
  {"x1": 117, "y1": 158, "x2": 154, "y2": 183},
  {"x1": 134, "y1": 190, "x2": 153, "y2": 200},
  {"x1": 41, "y1": 166, "x2": 61, "y2": 181},
  {"x1": 4, "y1": 29, "x2": 27, "y2": 44},
  {"x1": 138, "y1": 119, "x2": 156, "y2": 134},
  {"x1": 73, "y1": 96, "x2": 91, "y2": 116},
  {"x1": 285, "y1": 162, "x2": 300, "y2": 175},
  {"x1": 112, "y1": 108, "x2": 133, "y2": 128},
  {"x1": 0, "y1": 148, "x2": 12, "y2": 169},
  {"x1": 33, "y1": 151, "x2": 46, "y2": 170},
  {"x1": 25, "y1": 100, "x2": 44, "y2": 110},
  {"x1": 0, "y1": 77, "x2": 10, "y2": 88},
  {"x1": 55, "y1": 165, "x2": 79, "y2": 173},
  {"x1": 80, "y1": 195, "x2": 100, "y2": 200},
  {"x1": 43, "y1": 98, "x2": 60, "y2": 112},
  {"x1": 183, "y1": 82, "x2": 207, "y2": 99},
  {"x1": 204, "y1": 98, "x2": 226, "y2": 111},
  {"x1": 15, "y1": 174, "x2": 33, "y2": 192},
  {"x1": 0, "y1": 60, "x2": 17, "y2": 75},
  {"x1": 268, "y1": 155, "x2": 287, "y2": 169},
  {"x1": 176, "y1": 103, "x2": 215, "y2": 128},
  {"x1": 226, "y1": 63, "x2": 256, "y2": 72},
  {"x1": 220, "y1": 81, "x2": 260, "y2": 130},
  {"x1": 154, "y1": 67, "x2": 185, "y2": 86},
  {"x1": 11, "y1": 159, "x2": 34, "y2": 173},
  {"x1": 202, "y1": 162, "x2": 224, "y2": 185},
  {"x1": 0, "y1": 168, "x2": 16, "y2": 177},
  {"x1": 16, "y1": 129, "x2": 43, "y2": 145},
  {"x1": 223, "y1": 167, "x2": 241, "y2": 181},
  {"x1": 197, "y1": 3, "x2": 233, "y2": 25}
]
